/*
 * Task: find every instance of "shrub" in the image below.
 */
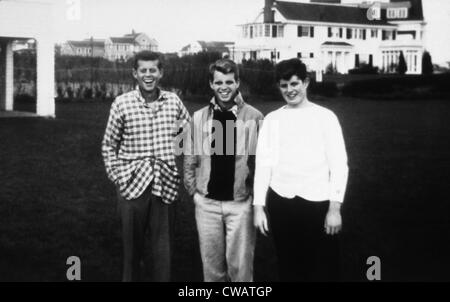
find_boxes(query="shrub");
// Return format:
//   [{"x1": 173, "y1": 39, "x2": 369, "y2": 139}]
[
  {"x1": 348, "y1": 63, "x2": 379, "y2": 75},
  {"x1": 422, "y1": 51, "x2": 434, "y2": 75},
  {"x1": 309, "y1": 80, "x2": 339, "y2": 97},
  {"x1": 342, "y1": 73, "x2": 450, "y2": 99},
  {"x1": 397, "y1": 51, "x2": 407, "y2": 75}
]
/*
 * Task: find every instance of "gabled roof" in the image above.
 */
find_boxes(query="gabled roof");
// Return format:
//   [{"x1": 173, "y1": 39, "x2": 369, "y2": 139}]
[
  {"x1": 273, "y1": 1, "x2": 423, "y2": 25},
  {"x1": 109, "y1": 33, "x2": 158, "y2": 45},
  {"x1": 68, "y1": 39, "x2": 105, "y2": 48},
  {"x1": 109, "y1": 37, "x2": 137, "y2": 44}
]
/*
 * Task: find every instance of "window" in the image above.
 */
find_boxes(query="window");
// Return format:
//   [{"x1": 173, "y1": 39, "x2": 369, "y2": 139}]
[
  {"x1": 302, "y1": 26, "x2": 310, "y2": 37},
  {"x1": 328, "y1": 27, "x2": 332, "y2": 38},
  {"x1": 258, "y1": 24, "x2": 263, "y2": 37},
  {"x1": 265, "y1": 24, "x2": 271, "y2": 37},
  {"x1": 250, "y1": 26, "x2": 254, "y2": 39},
  {"x1": 371, "y1": 29, "x2": 378, "y2": 38},
  {"x1": 347, "y1": 28, "x2": 352, "y2": 39},
  {"x1": 387, "y1": 9, "x2": 395, "y2": 19},
  {"x1": 297, "y1": 52, "x2": 302, "y2": 58},
  {"x1": 298, "y1": 26, "x2": 312, "y2": 37},
  {"x1": 277, "y1": 25, "x2": 284, "y2": 38},
  {"x1": 393, "y1": 31, "x2": 396, "y2": 40},
  {"x1": 399, "y1": 8, "x2": 408, "y2": 18},
  {"x1": 310, "y1": 53, "x2": 314, "y2": 58},
  {"x1": 362, "y1": 29, "x2": 366, "y2": 40},
  {"x1": 387, "y1": 8, "x2": 409, "y2": 19}
]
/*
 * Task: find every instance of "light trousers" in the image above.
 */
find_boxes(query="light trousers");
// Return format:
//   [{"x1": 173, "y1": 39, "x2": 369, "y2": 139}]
[{"x1": 194, "y1": 194, "x2": 256, "y2": 282}]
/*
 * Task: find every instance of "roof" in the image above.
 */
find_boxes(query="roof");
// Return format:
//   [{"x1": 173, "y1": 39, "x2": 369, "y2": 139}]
[
  {"x1": 109, "y1": 37, "x2": 137, "y2": 44},
  {"x1": 389, "y1": 0, "x2": 424, "y2": 21},
  {"x1": 110, "y1": 33, "x2": 158, "y2": 45},
  {"x1": 273, "y1": 0, "x2": 423, "y2": 25},
  {"x1": 322, "y1": 41, "x2": 353, "y2": 46},
  {"x1": 68, "y1": 39, "x2": 105, "y2": 48}
]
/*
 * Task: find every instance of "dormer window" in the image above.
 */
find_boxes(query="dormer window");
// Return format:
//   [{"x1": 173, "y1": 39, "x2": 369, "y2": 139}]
[{"x1": 387, "y1": 7, "x2": 408, "y2": 19}]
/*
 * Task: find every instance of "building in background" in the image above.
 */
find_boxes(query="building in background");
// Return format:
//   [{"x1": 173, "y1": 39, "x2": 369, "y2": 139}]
[
  {"x1": 234, "y1": 0, "x2": 426, "y2": 74},
  {"x1": 179, "y1": 41, "x2": 235, "y2": 58},
  {"x1": 61, "y1": 39, "x2": 106, "y2": 58},
  {"x1": 60, "y1": 31, "x2": 158, "y2": 61},
  {"x1": 105, "y1": 31, "x2": 158, "y2": 61}
]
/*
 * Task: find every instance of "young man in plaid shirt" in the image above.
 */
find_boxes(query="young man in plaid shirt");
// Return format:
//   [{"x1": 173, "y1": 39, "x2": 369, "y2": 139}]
[{"x1": 102, "y1": 51, "x2": 190, "y2": 282}]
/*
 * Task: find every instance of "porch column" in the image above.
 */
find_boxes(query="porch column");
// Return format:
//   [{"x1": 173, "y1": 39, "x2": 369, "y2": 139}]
[
  {"x1": 332, "y1": 51, "x2": 337, "y2": 71},
  {"x1": 0, "y1": 40, "x2": 14, "y2": 111},
  {"x1": 36, "y1": 37, "x2": 55, "y2": 117}
]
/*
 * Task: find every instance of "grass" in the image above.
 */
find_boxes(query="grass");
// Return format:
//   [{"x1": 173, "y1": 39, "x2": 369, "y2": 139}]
[{"x1": 1, "y1": 95, "x2": 450, "y2": 281}]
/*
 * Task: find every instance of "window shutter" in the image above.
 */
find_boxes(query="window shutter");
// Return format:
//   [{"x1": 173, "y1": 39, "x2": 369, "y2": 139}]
[
  {"x1": 310, "y1": 26, "x2": 314, "y2": 38},
  {"x1": 298, "y1": 26, "x2": 303, "y2": 37}
]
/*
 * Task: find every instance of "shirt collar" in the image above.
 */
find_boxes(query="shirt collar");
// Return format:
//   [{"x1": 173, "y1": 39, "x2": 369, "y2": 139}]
[
  {"x1": 135, "y1": 86, "x2": 166, "y2": 105},
  {"x1": 209, "y1": 92, "x2": 245, "y2": 118}
]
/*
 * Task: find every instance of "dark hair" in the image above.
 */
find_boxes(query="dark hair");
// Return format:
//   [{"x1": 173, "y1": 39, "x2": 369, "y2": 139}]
[
  {"x1": 275, "y1": 58, "x2": 308, "y2": 82},
  {"x1": 133, "y1": 51, "x2": 164, "y2": 70},
  {"x1": 209, "y1": 59, "x2": 240, "y2": 82}
]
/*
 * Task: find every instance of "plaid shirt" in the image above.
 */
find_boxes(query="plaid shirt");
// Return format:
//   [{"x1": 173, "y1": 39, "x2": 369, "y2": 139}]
[{"x1": 102, "y1": 88, "x2": 191, "y2": 203}]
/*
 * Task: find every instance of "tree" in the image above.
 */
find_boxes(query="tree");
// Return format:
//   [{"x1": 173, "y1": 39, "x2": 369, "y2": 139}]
[
  {"x1": 397, "y1": 51, "x2": 407, "y2": 75},
  {"x1": 422, "y1": 51, "x2": 434, "y2": 75}
]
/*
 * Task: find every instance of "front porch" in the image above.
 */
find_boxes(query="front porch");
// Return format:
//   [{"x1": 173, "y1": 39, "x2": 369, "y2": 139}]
[{"x1": 0, "y1": 0, "x2": 56, "y2": 118}]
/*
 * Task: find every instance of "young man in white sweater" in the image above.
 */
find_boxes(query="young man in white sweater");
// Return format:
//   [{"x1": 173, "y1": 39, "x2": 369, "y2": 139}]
[{"x1": 253, "y1": 59, "x2": 348, "y2": 281}]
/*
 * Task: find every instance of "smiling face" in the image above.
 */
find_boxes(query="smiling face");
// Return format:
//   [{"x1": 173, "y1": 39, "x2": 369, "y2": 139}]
[
  {"x1": 210, "y1": 71, "x2": 240, "y2": 107},
  {"x1": 133, "y1": 60, "x2": 163, "y2": 94},
  {"x1": 279, "y1": 75, "x2": 309, "y2": 108}
]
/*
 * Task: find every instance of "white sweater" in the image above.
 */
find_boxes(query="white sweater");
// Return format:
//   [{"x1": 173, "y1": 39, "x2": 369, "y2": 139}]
[{"x1": 253, "y1": 102, "x2": 348, "y2": 206}]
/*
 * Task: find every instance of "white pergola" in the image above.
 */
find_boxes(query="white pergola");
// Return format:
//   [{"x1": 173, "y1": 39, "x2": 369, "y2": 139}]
[{"x1": 0, "y1": 0, "x2": 56, "y2": 117}]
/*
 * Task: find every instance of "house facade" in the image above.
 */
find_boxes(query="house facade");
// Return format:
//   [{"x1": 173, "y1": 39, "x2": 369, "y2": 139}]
[
  {"x1": 234, "y1": 0, "x2": 426, "y2": 74},
  {"x1": 60, "y1": 31, "x2": 158, "y2": 61},
  {"x1": 60, "y1": 39, "x2": 106, "y2": 58},
  {"x1": 179, "y1": 41, "x2": 235, "y2": 58},
  {"x1": 105, "y1": 31, "x2": 158, "y2": 61}
]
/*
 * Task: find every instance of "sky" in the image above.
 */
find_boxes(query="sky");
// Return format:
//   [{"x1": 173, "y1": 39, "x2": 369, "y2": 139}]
[{"x1": 49, "y1": 0, "x2": 450, "y2": 65}]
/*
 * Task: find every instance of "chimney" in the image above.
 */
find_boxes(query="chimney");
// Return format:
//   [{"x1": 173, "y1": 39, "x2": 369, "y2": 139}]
[{"x1": 264, "y1": 0, "x2": 275, "y2": 23}]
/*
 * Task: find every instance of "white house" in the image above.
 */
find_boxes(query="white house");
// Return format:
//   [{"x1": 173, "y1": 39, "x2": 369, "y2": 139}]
[
  {"x1": 105, "y1": 31, "x2": 158, "y2": 61},
  {"x1": 61, "y1": 39, "x2": 106, "y2": 58},
  {"x1": 234, "y1": 0, "x2": 426, "y2": 74},
  {"x1": 0, "y1": 0, "x2": 56, "y2": 117}
]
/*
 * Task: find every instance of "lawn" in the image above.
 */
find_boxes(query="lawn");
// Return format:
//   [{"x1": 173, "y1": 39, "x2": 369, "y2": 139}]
[{"x1": 1, "y1": 95, "x2": 449, "y2": 281}]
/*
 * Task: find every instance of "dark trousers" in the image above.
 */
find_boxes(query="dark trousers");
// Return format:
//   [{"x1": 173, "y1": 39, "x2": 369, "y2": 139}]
[
  {"x1": 117, "y1": 186, "x2": 173, "y2": 282},
  {"x1": 267, "y1": 188, "x2": 340, "y2": 282}
]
